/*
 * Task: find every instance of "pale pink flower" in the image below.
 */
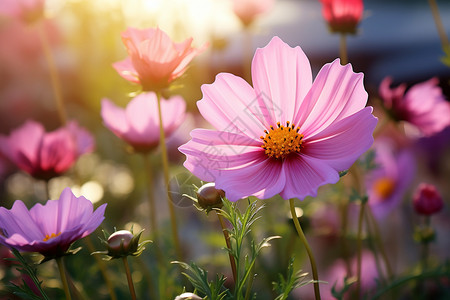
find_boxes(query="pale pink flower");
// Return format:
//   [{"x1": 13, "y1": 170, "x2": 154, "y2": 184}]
[
  {"x1": 179, "y1": 36, "x2": 377, "y2": 202},
  {"x1": 319, "y1": 0, "x2": 363, "y2": 34},
  {"x1": 379, "y1": 77, "x2": 450, "y2": 136},
  {"x1": 231, "y1": 0, "x2": 274, "y2": 27},
  {"x1": 0, "y1": 0, "x2": 45, "y2": 23},
  {"x1": 365, "y1": 139, "x2": 415, "y2": 219},
  {"x1": 101, "y1": 92, "x2": 186, "y2": 153},
  {"x1": 0, "y1": 120, "x2": 94, "y2": 180},
  {"x1": 113, "y1": 27, "x2": 206, "y2": 92}
]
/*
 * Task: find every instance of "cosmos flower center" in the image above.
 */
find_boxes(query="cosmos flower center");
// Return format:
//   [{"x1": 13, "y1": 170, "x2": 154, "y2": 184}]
[
  {"x1": 43, "y1": 232, "x2": 61, "y2": 242},
  {"x1": 260, "y1": 121, "x2": 304, "y2": 159},
  {"x1": 373, "y1": 177, "x2": 395, "y2": 200}
]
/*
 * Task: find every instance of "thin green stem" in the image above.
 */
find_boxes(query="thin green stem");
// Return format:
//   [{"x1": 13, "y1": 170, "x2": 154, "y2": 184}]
[
  {"x1": 421, "y1": 216, "x2": 432, "y2": 272},
  {"x1": 428, "y1": 0, "x2": 449, "y2": 49},
  {"x1": 155, "y1": 91, "x2": 182, "y2": 261},
  {"x1": 55, "y1": 257, "x2": 71, "y2": 300},
  {"x1": 366, "y1": 206, "x2": 394, "y2": 279},
  {"x1": 38, "y1": 22, "x2": 67, "y2": 125},
  {"x1": 340, "y1": 34, "x2": 348, "y2": 65},
  {"x1": 244, "y1": 266, "x2": 255, "y2": 300},
  {"x1": 340, "y1": 199, "x2": 352, "y2": 275},
  {"x1": 122, "y1": 257, "x2": 137, "y2": 300},
  {"x1": 289, "y1": 199, "x2": 321, "y2": 300},
  {"x1": 216, "y1": 212, "x2": 237, "y2": 284},
  {"x1": 355, "y1": 201, "x2": 366, "y2": 299},
  {"x1": 84, "y1": 237, "x2": 117, "y2": 300},
  {"x1": 142, "y1": 155, "x2": 159, "y2": 247}
]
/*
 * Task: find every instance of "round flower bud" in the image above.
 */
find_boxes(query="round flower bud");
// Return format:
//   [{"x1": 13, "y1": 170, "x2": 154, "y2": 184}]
[
  {"x1": 174, "y1": 292, "x2": 202, "y2": 300},
  {"x1": 196, "y1": 182, "x2": 225, "y2": 211},
  {"x1": 413, "y1": 183, "x2": 444, "y2": 216},
  {"x1": 107, "y1": 230, "x2": 134, "y2": 253}
]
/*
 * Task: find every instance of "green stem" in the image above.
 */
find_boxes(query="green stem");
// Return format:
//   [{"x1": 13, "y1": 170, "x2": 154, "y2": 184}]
[
  {"x1": 84, "y1": 237, "x2": 117, "y2": 300},
  {"x1": 340, "y1": 198, "x2": 351, "y2": 275},
  {"x1": 340, "y1": 34, "x2": 348, "y2": 65},
  {"x1": 244, "y1": 266, "x2": 255, "y2": 300},
  {"x1": 143, "y1": 155, "x2": 160, "y2": 249},
  {"x1": 38, "y1": 22, "x2": 67, "y2": 125},
  {"x1": 355, "y1": 201, "x2": 366, "y2": 299},
  {"x1": 366, "y1": 206, "x2": 394, "y2": 279},
  {"x1": 155, "y1": 91, "x2": 182, "y2": 261},
  {"x1": 217, "y1": 212, "x2": 237, "y2": 284},
  {"x1": 122, "y1": 257, "x2": 137, "y2": 300},
  {"x1": 428, "y1": 0, "x2": 449, "y2": 49},
  {"x1": 421, "y1": 216, "x2": 432, "y2": 272},
  {"x1": 289, "y1": 199, "x2": 321, "y2": 300},
  {"x1": 55, "y1": 257, "x2": 71, "y2": 300}
]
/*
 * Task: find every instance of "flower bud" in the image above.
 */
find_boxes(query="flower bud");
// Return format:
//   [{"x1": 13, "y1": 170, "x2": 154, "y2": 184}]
[
  {"x1": 174, "y1": 292, "x2": 202, "y2": 300},
  {"x1": 413, "y1": 183, "x2": 444, "y2": 216},
  {"x1": 107, "y1": 230, "x2": 134, "y2": 252},
  {"x1": 196, "y1": 183, "x2": 225, "y2": 211}
]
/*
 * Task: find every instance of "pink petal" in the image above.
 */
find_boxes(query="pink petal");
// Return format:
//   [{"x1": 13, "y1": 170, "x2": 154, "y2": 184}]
[
  {"x1": 112, "y1": 58, "x2": 140, "y2": 84},
  {"x1": 39, "y1": 129, "x2": 76, "y2": 173},
  {"x1": 125, "y1": 93, "x2": 160, "y2": 138},
  {"x1": 280, "y1": 154, "x2": 339, "y2": 200},
  {"x1": 297, "y1": 59, "x2": 367, "y2": 137},
  {"x1": 179, "y1": 128, "x2": 263, "y2": 182},
  {"x1": 66, "y1": 121, "x2": 95, "y2": 156},
  {"x1": 303, "y1": 107, "x2": 377, "y2": 171},
  {"x1": 251, "y1": 36, "x2": 312, "y2": 125},
  {"x1": 216, "y1": 157, "x2": 285, "y2": 202},
  {"x1": 101, "y1": 98, "x2": 130, "y2": 137},
  {"x1": 197, "y1": 73, "x2": 265, "y2": 139},
  {"x1": 0, "y1": 201, "x2": 43, "y2": 241}
]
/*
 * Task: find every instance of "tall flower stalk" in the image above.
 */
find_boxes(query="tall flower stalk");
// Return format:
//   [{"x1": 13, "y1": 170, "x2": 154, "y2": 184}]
[
  {"x1": 428, "y1": 0, "x2": 449, "y2": 50},
  {"x1": 122, "y1": 256, "x2": 137, "y2": 300},
  {"x1": 37, "y1": 23, "x2": 67, "y2": 125},
  {"x1": 56, "y1": 257, "x2": 72, "y2": 300},
  {"x1": 155, "y1": 91, "x2": 182, "y2": 260},
  {"x1": 289, "y1": 199, "x2": 320, "y2": 300}
]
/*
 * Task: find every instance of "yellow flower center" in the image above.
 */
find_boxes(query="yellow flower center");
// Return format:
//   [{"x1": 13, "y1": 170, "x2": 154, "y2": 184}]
[
  {"x1": 43, "y1": 232, "x2": 61, "y2": 242},
  {"x1": 260, "y1": 121, "x2": 304, "y2": 159},
  {"x1": 373, "y1": 177, "x2": 395, "y2": 200}
]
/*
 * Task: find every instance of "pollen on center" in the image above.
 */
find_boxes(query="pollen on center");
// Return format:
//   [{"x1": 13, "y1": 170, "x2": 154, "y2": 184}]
[
  {"x1": 43, "y1": 232, "x2": 61, "y2": 242},
  {"x1": 260, "y1": 121, "x2": 304, "y2": 159}
]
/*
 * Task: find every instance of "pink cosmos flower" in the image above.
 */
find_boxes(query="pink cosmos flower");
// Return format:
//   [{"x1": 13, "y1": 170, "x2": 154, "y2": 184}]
[
  {"x1": 366, "y1": 139, "x2": 415, "y2": 219},
  {"x1": 0, "y1": 120, "x2": 94, "y2": 180},
  {"x1": 413, "y1": 183, "x2": 443, "y2": 216},
  {"x1": 379, "y1": 77, "x2": 450, "y2": 136},
  {"x1": 319, "y1": 0, "x2": 363, "y2": 34},
  {"x1": 231, "y1": 0, "x2": 274, "y2": 27},
  {"x1": 0, "y1": 0, "x2": 45, "y2": 23},
  {"x1": 101, "y1": 92, "x2": 186, "y2": 153},
  {"x1": 0, "y1": 187, "x2": 106, "y2": 257},
  {"x1": 179, "y1": 36, "x2": 377, "y2": 202},
  {"x1": 113, "y1": 27, "x2": 206, "y2": 92}
]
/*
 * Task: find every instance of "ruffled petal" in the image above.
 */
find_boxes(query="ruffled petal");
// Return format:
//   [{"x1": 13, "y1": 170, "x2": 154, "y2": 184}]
[
  {"x1": 112, "y1": 58, "x2": 140, "y2": 84},
  {"x1": 251, "y1": 36, "x2": 312, "y2": 125},
  {"x1": 179, "y1": 128, "x2": 263, "y2": 182},
  {"x1": 280, "y1": 154, "x2": 339, "y2": 200},
  {"x1": 296, "y1": 59, "x2": 367, "y2": 137},
  {"x1": 101, "y1": 98, "x2": 130, "y2": 137},
  {"x1": 125, "y1": 93, "x2": 160, "y2": 138},
  {"x1": 197, "y1": 73, "x2": 265, "y2": 139},
  {"x1": 216, "y1": 157, "x2": 285, "y2": 202},
  {"x1": 0, "y1": 201, "x2": 43, "y2": 241},
  {"x1": 303, "y1": 107, "x2": 377, "y2": 171}
]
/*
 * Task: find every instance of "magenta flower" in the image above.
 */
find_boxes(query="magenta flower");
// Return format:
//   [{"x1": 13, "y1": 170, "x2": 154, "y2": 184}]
[
  {"x1": 319, "y1": 0, "x2": 363, "y2": 34},
  {"x1": 366, "y1": 139, "x2": 415, "y2": 219},
  {"x1": 179, "y1": 36, "x2": 377, "y2": 201},
  {"x1": 113, "y1": 27, "x2": 206, "y2": 92},
  {"x1": 379, "y1": 77, "x2": 450, "y2": 136},
  {"x1": 101, "y1": 92, "x2": 186, "y2": 153},
  {"x1": 413, "y1": 183, "x2": 443, "y2": 216},
  {"x1": 0, "y1": 0, "x2": 45, "y2": 23},
  {"x1": 0, "y1": 120, "x2": 94, "y2": 180},
  {"x1": 0, "y1": 187, "x2": 106, "y2": 257}
]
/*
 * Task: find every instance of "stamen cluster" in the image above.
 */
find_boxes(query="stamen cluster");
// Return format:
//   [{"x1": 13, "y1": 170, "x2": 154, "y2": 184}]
[{"x1": 260, "y1": 121, "x2": 303, "y2": 159}]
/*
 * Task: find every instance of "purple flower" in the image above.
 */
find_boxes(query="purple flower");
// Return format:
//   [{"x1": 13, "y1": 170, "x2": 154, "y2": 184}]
[
  {"x1": 0, "y1": 120, "x2": 94, "y2": 180},
  {"x1": 366, "y1": 139, "x2": 415, "y2": 219},
  {"x1": 379, "y1": 77, "x2": 450, "y2": 136},
  {"x1": 0, "y1": 187, "x2": 106, "y2": 257}
]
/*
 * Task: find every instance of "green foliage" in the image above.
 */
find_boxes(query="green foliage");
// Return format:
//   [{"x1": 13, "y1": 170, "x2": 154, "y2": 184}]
[
  {"x1": 441, "y1": 45, "x2": 450, "y2": 67},
  {"x1": 6, "y1": 249, "x2": 50, "y2": 300},
  {"x1": 173, "y1": 261, "x2": 230, "y2": 300},
  {"x1": 331, "y1": 277, "x2": 356, "y2": 300},
  {"x1": 272, "y1": 257, "x2": 312, "y2": 300}
]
